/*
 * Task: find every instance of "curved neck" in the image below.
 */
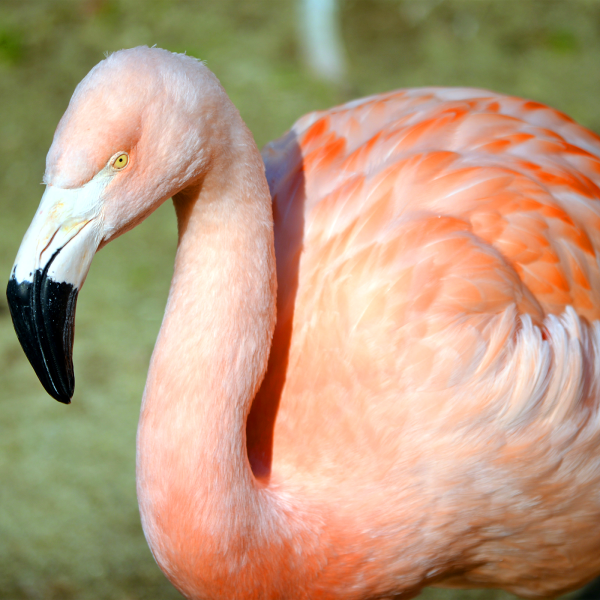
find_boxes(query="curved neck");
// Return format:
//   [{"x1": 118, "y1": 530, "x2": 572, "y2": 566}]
[{"x1": 136, "y1": 122, "x2": 286, "y2": 595}]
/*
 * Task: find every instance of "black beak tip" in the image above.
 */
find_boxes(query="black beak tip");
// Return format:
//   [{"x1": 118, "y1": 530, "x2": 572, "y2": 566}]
[
  {"x1": 52, "y1": 391, "x2": 72, "y2": 405},
  {"x1": 6, "y1": 267, "x2": 78, "y2": 405},
  {"x1": 45, "y1": 378, "x2": 73, "y2": 404}
]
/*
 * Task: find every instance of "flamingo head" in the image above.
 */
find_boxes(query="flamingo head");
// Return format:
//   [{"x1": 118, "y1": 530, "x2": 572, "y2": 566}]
[{"x1": 6, "y1": 46, "x2": 225, "y2": 403}]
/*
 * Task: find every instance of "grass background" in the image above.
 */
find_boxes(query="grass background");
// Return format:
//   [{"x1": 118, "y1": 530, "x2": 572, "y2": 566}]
[{"x1": 0, "y1": 0, "x2": 598, "y2": 598}]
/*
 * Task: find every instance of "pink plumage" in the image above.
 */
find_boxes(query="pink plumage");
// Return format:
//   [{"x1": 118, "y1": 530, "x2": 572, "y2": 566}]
[{"x1": 8, "y1": 47, "x2": 600, "y2": 600}]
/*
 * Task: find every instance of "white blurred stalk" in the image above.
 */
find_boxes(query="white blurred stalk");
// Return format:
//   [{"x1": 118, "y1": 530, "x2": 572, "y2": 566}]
[{"x1": 299, "y1": 0, "x2": 347, "y2": 84}]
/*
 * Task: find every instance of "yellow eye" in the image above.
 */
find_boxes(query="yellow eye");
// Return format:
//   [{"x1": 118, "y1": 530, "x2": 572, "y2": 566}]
[{"x1": 113, "y1": 153, "x2": 129, "y2": 170}]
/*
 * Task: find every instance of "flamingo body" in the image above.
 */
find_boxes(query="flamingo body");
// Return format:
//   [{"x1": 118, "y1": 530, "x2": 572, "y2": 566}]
[
  {"x1": 248, "y1": 87, "x2": 600, "y2": 597},
  {"x1": 7, "y1": 49, "x2": 600, "y2": 599}
]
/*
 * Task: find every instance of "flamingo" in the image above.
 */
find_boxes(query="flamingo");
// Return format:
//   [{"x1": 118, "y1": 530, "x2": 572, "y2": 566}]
[{"x1": 6, "y1": 46, "x2": 600, "y2": 599}]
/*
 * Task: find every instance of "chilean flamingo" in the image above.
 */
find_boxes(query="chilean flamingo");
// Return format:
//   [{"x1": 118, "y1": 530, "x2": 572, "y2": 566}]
[{"x1": 6, "y1": 46, "x2": 600, "y2": 599}]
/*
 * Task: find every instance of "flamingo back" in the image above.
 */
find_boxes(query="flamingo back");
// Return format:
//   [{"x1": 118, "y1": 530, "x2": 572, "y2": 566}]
[
  {"x1": 265, "y1": 87, "x2": 600, "y2": 322},
  {"x1": 253, "y1": 90, "x2": 600, "y2": 595}
]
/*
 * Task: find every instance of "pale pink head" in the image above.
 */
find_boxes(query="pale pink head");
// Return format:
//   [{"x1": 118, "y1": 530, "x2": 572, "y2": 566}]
[
  {"x1": 8, "y1": 46, "x2": 237, "y2": 401},
  {"x1": 44, "y1": 46, "x2": 235, "y2": 239}
]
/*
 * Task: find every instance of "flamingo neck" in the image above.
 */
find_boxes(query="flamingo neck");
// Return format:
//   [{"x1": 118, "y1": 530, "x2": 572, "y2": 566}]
[{"x1": 135, "y1": 124, "x2": 289, "y2": 596}]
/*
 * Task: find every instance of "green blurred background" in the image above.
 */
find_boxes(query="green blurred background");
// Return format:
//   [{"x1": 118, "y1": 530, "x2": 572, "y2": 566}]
[{"x1": 0, "y1": 0, "x2": 598, "y2": 598}]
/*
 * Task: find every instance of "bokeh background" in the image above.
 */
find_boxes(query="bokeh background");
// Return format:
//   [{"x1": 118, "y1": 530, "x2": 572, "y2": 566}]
[{"x1": 0, "y1": 0, "x2": 599, "y2": 598}]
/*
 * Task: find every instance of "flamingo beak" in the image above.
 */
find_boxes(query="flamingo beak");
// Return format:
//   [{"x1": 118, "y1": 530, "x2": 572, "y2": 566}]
[{"x1": 6, "y1": 182, "x2": 105, "y2": 404}]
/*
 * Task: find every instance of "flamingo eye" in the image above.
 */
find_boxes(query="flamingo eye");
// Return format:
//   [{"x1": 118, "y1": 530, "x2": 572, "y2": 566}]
[{"x1": 112, "y1": 153, "x2": 129, "y2": 170}]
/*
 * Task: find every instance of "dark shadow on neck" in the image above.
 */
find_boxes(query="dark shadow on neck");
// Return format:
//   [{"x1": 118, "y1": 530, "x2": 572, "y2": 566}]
[{"x1": 246, "y1": 131, "x2": 306, "y2": 482}]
